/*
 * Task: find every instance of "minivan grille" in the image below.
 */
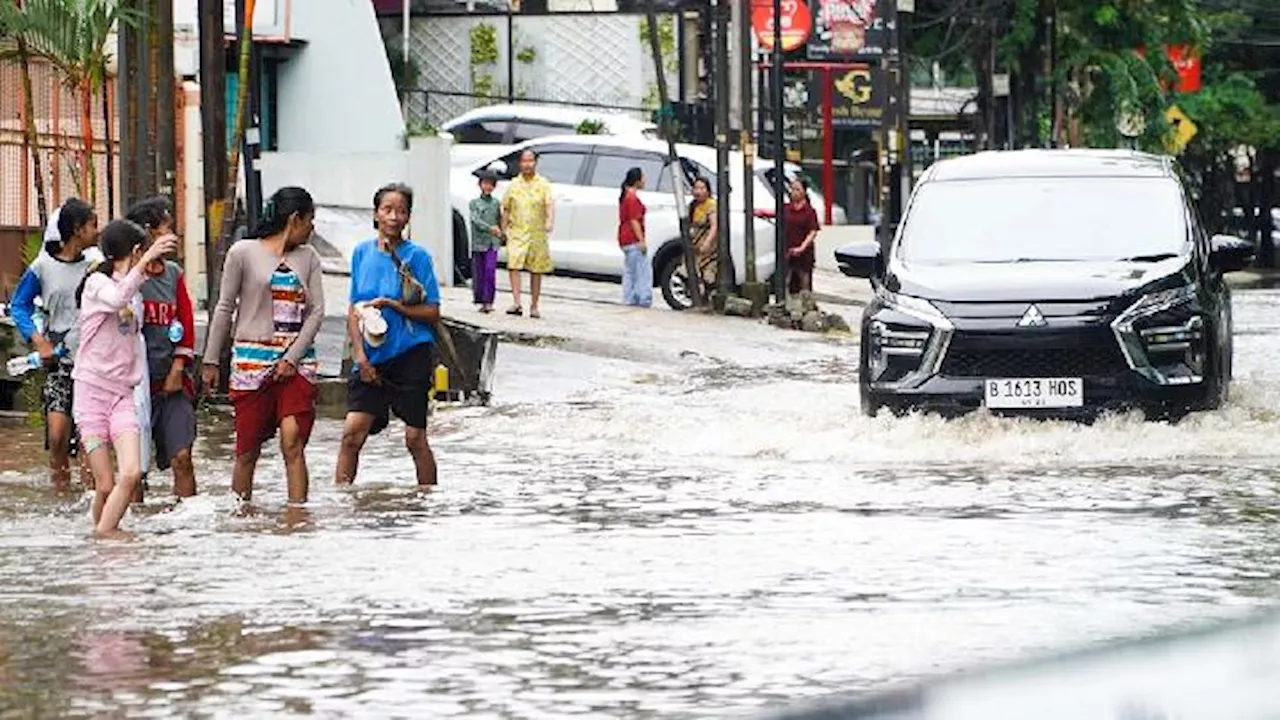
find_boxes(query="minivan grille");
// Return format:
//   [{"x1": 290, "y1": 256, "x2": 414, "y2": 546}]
[{"x1": 941, "y1": 337, "x2": 1129, "y2": 378}]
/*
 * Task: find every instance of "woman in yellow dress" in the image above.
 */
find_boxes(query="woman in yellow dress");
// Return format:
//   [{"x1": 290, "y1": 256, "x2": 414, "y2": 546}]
[
  {"x1": 688, "y1": 177, "x2": 719, "y2": 289},
  {"x1": 500, "y1": 149, "x2": 555, "y2": 318}
]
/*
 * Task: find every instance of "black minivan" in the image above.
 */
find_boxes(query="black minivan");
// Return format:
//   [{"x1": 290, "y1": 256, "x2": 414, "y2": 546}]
[{"x1": 837, "y1": 150, "x2": 1254, "y2": 418}]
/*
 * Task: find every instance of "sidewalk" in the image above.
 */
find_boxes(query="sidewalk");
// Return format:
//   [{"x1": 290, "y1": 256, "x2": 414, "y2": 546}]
[
  {"x1": 432, "y1": 273, "x2": 865, "y2": 368},
  {"x1": 193, "y1": 272, "x2": 869, "y2": 378}
]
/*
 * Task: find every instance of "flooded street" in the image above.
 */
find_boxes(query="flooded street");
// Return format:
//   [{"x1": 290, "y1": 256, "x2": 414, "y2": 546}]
[{"x1": 4, "y1": 290, "x2": 1280, "y2": 718}]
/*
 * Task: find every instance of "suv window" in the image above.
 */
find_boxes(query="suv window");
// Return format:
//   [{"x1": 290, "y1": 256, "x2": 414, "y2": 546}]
[
  {"x1": 452, "y1": 120, "x2": 508, "y2": 144},
  {"x1": 589, "y1": 153, "x2": 668, "y2": 192},
  {"x1": 512, "y1": 121, "x2": 576, "y2": 143},
  {"x1": 537, "y1": 151, "x2": 589, "y2": 184},
  {"x1": 481, "y1": 148, "x2": 589, "y2": 184}
]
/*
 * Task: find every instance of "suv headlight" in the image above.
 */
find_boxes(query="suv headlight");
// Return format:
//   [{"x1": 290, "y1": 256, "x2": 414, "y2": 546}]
[
  {"x1": 865, "y1": 290, "x2": 953, "y2": 388},
  {"x1": 1111, "y1": 284, "x2": 1206, "y2": 385}
]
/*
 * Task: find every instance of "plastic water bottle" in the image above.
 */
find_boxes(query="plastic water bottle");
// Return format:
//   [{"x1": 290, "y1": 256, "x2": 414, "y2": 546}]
[
  {"x1": 6, "y1": 344, "x2": 61, "y2": 377},
  {"x1": 167, "y1": 319, "x2": 184, "y2": 343},
  {"x1": 6, "y1": 352, "x2": 42, "y2": 377}
]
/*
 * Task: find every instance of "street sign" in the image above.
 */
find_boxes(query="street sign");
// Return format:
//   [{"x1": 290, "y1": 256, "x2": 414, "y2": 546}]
[
  {"x1": 752, "y1": 0, "x2": 814, "y2": 52},
  {"x1": 808, "y1": 65, "x2": 888, "y2": 129},
  {"x1": 806, "y1": 0, "x2": 895, "y2": 61},
  {"x1": 1166, "y1": 105, "x2": 1197, "y2": 154},
  {"x1": 993, "y1": 73, "x2": 1010, "y2": 98}
]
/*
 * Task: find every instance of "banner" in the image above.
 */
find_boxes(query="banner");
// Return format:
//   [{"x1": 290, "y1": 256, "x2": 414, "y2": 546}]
[
  {"x1": 806, "y1": 0, "x2": 895, "y2": 60},
  {"x1": 808, "y1": 65, "x2": 888, "y2": 129}
]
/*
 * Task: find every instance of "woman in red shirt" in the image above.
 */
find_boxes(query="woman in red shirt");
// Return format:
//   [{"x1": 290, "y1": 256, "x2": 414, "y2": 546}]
[
  {"x1": 783, "y1": 177, "x2": 821, "y2": 295},
  {"x1": 618, "y1": 167, "x2": 651, "y2": 307}
]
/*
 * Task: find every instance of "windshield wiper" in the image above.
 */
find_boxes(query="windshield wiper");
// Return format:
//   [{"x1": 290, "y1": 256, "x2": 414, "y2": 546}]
[{"x1": 1118, "y1": 253, "x2": 1180, "y2": 263}]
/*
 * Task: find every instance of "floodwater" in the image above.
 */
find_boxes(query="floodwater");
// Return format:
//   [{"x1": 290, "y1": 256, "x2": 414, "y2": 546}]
[{"x1": 4, "y1": 291, "x2": 1280, "y2": 718}]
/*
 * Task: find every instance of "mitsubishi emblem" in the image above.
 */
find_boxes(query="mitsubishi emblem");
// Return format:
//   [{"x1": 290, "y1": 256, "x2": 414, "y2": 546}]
[{"x1": 1017, "y1": 304, "x2": 1047, "y2": 328}]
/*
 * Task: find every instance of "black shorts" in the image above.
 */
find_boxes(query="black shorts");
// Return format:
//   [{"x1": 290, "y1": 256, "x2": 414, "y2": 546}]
[
  {"x1": 151, "y1": 391, "x2": 197, "y2": 470},
  {"x1": 348, "y1": 342, "x2": 434, "y2": 435},
  {"x1": 42, "y1": 360, "x2": 78, "y2": 456}
]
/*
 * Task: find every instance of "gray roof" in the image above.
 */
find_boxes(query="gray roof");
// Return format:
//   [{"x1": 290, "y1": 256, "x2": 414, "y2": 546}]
[{"x1": 926, "y1": 149, "x2": 1174, "y2": 182}]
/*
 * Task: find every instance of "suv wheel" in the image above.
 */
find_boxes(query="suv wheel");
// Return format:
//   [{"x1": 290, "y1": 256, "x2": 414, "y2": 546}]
[{"x1": 657, "y1": 251, "x2": 694, "y2": 310}]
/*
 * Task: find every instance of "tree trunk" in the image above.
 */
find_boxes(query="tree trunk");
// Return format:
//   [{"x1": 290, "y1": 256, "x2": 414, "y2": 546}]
[
  {"x1": 102, "y1": 80, "x2": 116, "y2": 219},
  {"x1": 17, "y1": 41, "x2": 50, "y2": 228},
  {"x1": 218, "y1": 0, "x2": 256, "y2": 248},
  {"x1": 80, "y1": 80, "x2": 96, "y2": 202},
  {"x1": 198, "y1": 0, "x2": 229, "y2": 315}
]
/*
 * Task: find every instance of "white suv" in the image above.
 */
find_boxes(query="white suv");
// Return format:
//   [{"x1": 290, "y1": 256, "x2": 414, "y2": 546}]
[
  {"x1": 442, "y1": 104, "x2": 658, "y2": 169},
  {"x1": 449, "y1": 136, "x2": 778, "y2": 309}
]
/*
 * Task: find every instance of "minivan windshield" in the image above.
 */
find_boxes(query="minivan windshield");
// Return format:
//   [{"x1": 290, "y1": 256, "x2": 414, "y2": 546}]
[{"x1": 898, "y1": 177, "x2": 1189, "y2": 264}]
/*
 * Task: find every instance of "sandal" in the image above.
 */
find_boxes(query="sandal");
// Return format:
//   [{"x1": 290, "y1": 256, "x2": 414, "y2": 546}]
[
  {"x1": 506, "y1": 306, "x2": 524, "y2": 316},
  {"x1": 529, "y1": 309, "x2": 541, "y2": 319}
]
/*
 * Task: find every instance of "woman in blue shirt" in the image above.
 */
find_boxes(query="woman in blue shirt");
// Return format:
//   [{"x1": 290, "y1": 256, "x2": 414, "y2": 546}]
[{"x1": 336, "y1": 183, "x2": 442, "y2": 487}]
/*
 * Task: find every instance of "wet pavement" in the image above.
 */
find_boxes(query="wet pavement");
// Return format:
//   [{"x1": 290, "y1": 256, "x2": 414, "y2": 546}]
[{"x1": 3, "y1": 287, "x2": 1280, "y2": 718}]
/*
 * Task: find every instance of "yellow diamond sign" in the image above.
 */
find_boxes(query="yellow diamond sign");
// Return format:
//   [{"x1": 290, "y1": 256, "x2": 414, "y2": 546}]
[{"x1": 1165, "y1": 105, "x2": 1198, "y2": 154}]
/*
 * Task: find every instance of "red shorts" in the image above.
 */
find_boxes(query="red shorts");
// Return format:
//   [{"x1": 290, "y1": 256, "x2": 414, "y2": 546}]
[{"x1": 229, "y1": 374, "x2": 319, "y2": 457}]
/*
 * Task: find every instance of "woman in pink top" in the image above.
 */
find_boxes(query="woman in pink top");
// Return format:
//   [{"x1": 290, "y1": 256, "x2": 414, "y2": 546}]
[{"x1": 73, "y1": 220, "x2": 177, "y2": 539}]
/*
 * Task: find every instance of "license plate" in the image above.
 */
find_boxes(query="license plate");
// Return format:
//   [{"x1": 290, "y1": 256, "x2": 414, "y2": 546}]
[{"x1": 984, "y1": 378, "x2": 1083, "y2": 409}]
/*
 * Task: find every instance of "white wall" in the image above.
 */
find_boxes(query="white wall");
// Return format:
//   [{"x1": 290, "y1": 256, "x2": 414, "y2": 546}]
[
  {"x1": 275, "y1": 0, "x2": 405, "y2": 153},
  {"x1": 257, "y1": 135, "x2": 454, "y2": 286}
]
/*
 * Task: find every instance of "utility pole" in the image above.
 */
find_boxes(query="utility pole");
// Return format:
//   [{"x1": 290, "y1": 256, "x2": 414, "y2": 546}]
[
  {"x1": 896, "y1": 0, "x2": 913, "y2": 217},
  {"x1": 156, "y1": 0, "x2": 177, "y2": 208},
  {"x1": 739, "y1": 0, "x2": 764, "y2": 311},
  {"x1": 198, "y1": 0, "x2": 228, "y2": 311},
  {"x1": 647, "y1": 0, "x2": 702, "y2": 308},
  {"x1": 238, "y1": 0, "x2": 262, "y2": 231},
  {"x1": 771, "y1": 0, "x2": 786, "y2": 303},
  {"x1": 713, "y1": 0, "x2": 732, "y2": 305},
  {"x1": 117, "y1": 0, "x2": 143, "y2": 211}
]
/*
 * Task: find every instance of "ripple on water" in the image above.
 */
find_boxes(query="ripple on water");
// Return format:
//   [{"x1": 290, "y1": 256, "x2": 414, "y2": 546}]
[{"x1": 1, "y1": 297, "x2": 1280, "y2": 716}]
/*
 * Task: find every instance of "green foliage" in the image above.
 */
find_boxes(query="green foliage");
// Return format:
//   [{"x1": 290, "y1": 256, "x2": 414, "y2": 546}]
[
  {"x1": 0, "y1": 0, "x2": 138, "y2": 90},
  {"x1": 516, "y1": 46, "x2": 536, "y2": 65},
  {"x1": 469, "y1": 22, "x2": 499, "y2": 102},
  {"x1": 401, "y1": 119, "x2": 439, "y2": 149},
  {"x1": 406, "y1": 120, "x2": 439, "y2": 138},
  {"x1": 911, "y1": 0, "x2": 1214, "y2": 148},
  {"x1": 638, "y1": 16, "x2": 677, "y2": 74},
  {"x1": 469, "y1": 22, "x2": 499, "y2": 67},
  {"x1": 576, "y1": 118, "x2": 608, "y2": 135},
  {"x1": 21, "y1": 233, "x2": 42, "y2": 266}
]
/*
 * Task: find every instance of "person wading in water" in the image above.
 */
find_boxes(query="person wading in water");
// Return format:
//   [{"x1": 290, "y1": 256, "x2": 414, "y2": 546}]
[
  {"x1": 11, "y1": 198, "x2": 101, "y2": 492},
  {"x1": 337, "y1": 183, "x2": 443, "y2": 488},
  {"x1": 202, "y1": 187, "x2": 325, "y2": 505}
]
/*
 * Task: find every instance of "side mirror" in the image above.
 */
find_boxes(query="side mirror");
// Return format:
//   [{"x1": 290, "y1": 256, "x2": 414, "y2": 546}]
[
  {"x1": 834, "y1": 240, "x2": 882, "y2": 279},
  {"x1": 1210, "y1": 234, "x2": 1253, "y2": 273}
]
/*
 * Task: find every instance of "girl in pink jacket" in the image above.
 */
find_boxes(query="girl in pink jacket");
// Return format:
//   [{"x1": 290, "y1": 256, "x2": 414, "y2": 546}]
[{"x1": 73, "y1": 220, "x2": 176, "y2": 539}]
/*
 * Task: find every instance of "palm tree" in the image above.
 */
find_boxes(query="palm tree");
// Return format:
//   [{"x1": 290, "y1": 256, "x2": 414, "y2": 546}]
[
  {"x1": 8, "y1": 0, "x2": 137, "y2": 204},
  {"x1": 0, "y1": 1, "x2": 52, "y2": 227}
]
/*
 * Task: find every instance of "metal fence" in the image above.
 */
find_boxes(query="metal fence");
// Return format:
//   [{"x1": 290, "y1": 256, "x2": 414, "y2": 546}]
[{"x1": 0, "y1": 56, "x2": 119, "y2": 229}]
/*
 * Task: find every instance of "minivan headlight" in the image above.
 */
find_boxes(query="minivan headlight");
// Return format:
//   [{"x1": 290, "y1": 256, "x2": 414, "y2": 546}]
[
  {"x1": 866, "y1": 290, "x2": 953, "y2": 388},
  {"x1": 1111, "y1": 284, "x2": 1206, "y2": 385}
]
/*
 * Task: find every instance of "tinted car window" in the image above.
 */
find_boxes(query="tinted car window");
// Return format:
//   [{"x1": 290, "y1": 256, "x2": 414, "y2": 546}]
[
  {"x1": 512, "y1": 121, "x2": 576, "y2": 142},
  {"x1": 452, "y1": 120, "x2": 508, "y2": 144},
  {"x1": 534, "y1": 151, "x2": 588, "y2": 184},
  {"x1": 589, "y1": 153, "x2": 667, "y2": 192},
  {"x1": 899, "y1": 177, "x2": 1189, "y2": 264}
]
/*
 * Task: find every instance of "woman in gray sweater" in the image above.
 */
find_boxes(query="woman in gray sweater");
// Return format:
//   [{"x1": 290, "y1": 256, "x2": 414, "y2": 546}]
[{"x1": 201, "y1": 187, "x2": 325, "y2": 505}]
